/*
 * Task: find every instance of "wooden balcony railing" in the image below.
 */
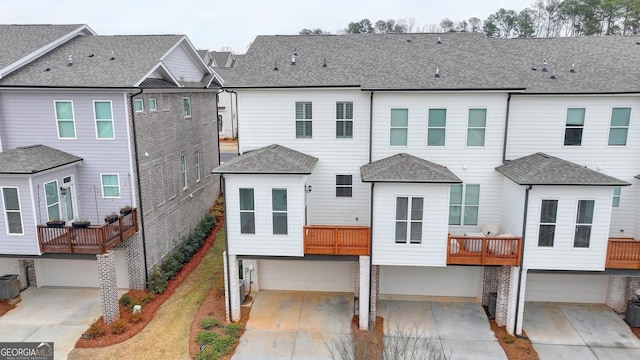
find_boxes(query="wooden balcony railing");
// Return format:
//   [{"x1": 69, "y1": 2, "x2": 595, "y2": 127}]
[
  {"x1": 37, "y1": 209, "x2": 139, "y2": 254},
  {"x1": 447, "y1": 234, "x2": 522, "y2": 266},
  {"x1": 304, "y1": 225, "x2": 370, "y2": 256},
  {"x1": 606, "y1": 238, "x2": 640, "y2": 269}
]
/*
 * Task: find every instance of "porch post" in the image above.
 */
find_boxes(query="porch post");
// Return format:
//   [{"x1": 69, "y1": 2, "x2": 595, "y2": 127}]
[
  {"x1": 223, "y1": 251, "x2": 241, "y2": 322},
  {"x1": 515, "y1": 268, "x2": 528, "y2": 335},
  {"x1": 369, "y1": 265, "x2": 380, "y2": 330},
  {"x1": 96, "y1": 250, "x2": 120, "y2": 323},
  {"x1": 495, "y1": 266, "x2": 511, "y2": 326},
  {"x1": 358, "y1": 256, "x2": 370, "y2": 330},
  {"x1": 607, "y1": 276, "x2": 628, "y2": 312},
  {"x1": 505, "y1": 266, "x2": 520, "y2": 335}
]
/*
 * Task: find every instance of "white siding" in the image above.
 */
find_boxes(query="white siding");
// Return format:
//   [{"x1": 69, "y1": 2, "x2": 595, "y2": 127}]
[
  {"x1": 163, "y1": 44, "x2": 205, "y2": 83},
  {"x1": 225, "y1": 174, "x2": 306, "y2": 256},
  {"x1": 524, "y1": 186, "x2": 612, "y2": 271},
  {"x1": 0, "y1": 177, "x2": 39, "y2": 255},
  {"x1": 525, "y1": 273, "x2": 609, "y2": 303},
  {"x1": 32, "y1": 166, "x2": 80, "y2": 224},
  {"x1": 501, "y1": 178, "x2": 525, "y2": 235},
  {"x1": 372, "y1": 182, "x2": 450, "y2": 266},
  {"x1": 257, "y1": 259, "x2": 355, "y2": 292},
  {"x1": 379, "y1": 265, "x2": 482, "y2": 298},
  {"x1": 236, "y1": 89, "x2": 370, "y2": 226}
]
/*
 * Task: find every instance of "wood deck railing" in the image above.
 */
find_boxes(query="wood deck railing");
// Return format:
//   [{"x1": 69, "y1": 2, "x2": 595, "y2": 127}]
[
  {"x1": 37, "y1": 209, "x2": 139, "y2": 254},
  {"x1": 304, "y1": 225, "x2": 370, "y2": 256},
  {"x1": 606, "y1": 238, "x2": 640, "y2": 269},
  {"x1": 447, "y1": 234, "x2": 522, "y2": 266}
]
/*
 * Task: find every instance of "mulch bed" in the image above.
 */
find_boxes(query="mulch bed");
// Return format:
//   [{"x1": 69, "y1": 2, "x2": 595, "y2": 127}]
[
  {"x1": 0, "y1": 301, "x2": 15, "y2": 317},
  {"x1": 352, "y1": 316, "x2": 384, "y2": 360},
  {"x1": 490, "y1": 321, "x2": 539, "y2": 360},
  {"x1": 631, "y1": 325, "x2": 640, "y2": 339}
]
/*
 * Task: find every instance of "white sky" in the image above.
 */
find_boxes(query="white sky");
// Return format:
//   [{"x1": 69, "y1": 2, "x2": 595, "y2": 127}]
[{"x1": 1, "y1": 0, "x2": 535, "y2": 53}]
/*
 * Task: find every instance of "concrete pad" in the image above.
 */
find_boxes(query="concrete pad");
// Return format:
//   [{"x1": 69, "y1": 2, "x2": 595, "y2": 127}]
[
  {"x1": 533, "y1": 344, "x2": 598, "y2": 360},
  {"x1": 292, "y1": 332, "x2": 336, "y2": 360},
  {"x1": 378, "y1": 300, "x2": 438, "y2": 337},
  {"x1": 431, "y1": 301, "x2": 496, "y2": 341},
  {"x1": 559, "y1": 304, "x2": 640, "y2": 348},
  {"x1": 24, "y1": 324, "x2": 89, "y2": 357},
  {"x1": 441, "y1": 339, "x2": 507, "y2": 360},
  {"x1": 231, "y1": 330, "x2": 295, "y2": 360},
  {"x1": 383, "y1": 336, "x2": 445, "y2": 359},
  {"x1": 0, "y1": 324, "x2": 39, "y2": 341},
  {"x1": 246, "y1": 291, "x2": 304, "y2": 331},
  {"x1": 591, "y1": 346, "x2": 640, "y2": 360},
  {"x1": 297, "y1": 292, "x2": 352, "y2": 333},
  {"x1": 523, "y1": 302, "x2": 584, "y2": 345}
]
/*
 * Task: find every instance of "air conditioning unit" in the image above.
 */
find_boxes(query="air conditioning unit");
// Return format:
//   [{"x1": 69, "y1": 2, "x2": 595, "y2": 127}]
[
  {"x1": 0, "y1": 274, "x2": 20, "y2": 300},
  {"x1": 625, "y1": 300, "x2": 640, "y2": 327},
  {"x1": 239, "y1": 279, "x2": 247, "y2": 303}
]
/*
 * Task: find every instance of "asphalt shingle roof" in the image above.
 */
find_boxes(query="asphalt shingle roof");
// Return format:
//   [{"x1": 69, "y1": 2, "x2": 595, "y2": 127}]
[
  {"x1": 361, "y1": 153, "x2": 462, "y2": 183},
  {"x1": 211, "y1": 144, "x2": 318, "y2": 174},
  {"x1": 224, "y1": 33, "x2": 525, "y2": 90},
  {"x1": 496, "y1": 153, "x2": 630, "y2": 186},
  {"x1": 0, "y1": 145, "x2": 82, "y2": 174}
]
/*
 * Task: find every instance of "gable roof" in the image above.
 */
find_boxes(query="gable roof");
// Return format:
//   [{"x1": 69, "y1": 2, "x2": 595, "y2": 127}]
[
  {"x1": 0, "y1": 145, "x2": 82, "y2": 174},
  {"x1": 224, "y1": 33, "x2": 524, "y2": 90},
  {"x1": 361, "y1": 153, "x2": 461, "y2": 183},
  {"x1": 210, "y1": 51, "x2": 235, "y2": 68},
  {"x1": 496, "y1": 153, "x2": 630, "y2": 186},
  {"x1": 212, "y1": 144, "x2": 318, "y2": 174}
]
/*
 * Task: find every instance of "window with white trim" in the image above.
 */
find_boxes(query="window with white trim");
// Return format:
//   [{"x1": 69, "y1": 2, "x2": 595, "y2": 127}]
[
  {"x1": 149, "y1": 98, "x2": 157, "y2": 111},
  {"x1": 180, "y1": 154, "x2": 187, "y2": 189},
  {"x1": 427, "y1": 109, "x2": 446, "y2": 146},
  {"x1": 336, "y1": 175, "x2": 353, "y2": 197},
  {"x1": 564, "y1": 108, "x2": 585, "y2": 146},
  {"x1": 295, "y1": 102, "x2": 312, "y2": 138},
  {"x1": 54, "y1": 101, "x2": 76, "y2": 138},
  {"x1": 183, "y1": 97, "x2": 192, "y2": 117},
  {"x1": 239, "y1": 188, "x2": 255, "y2": 234},
  {"x1": 395, "y1": 196, "x2": 423, "y2": 244},
  {"x1": 272, "y1": 188, "x2": 287, "y2": 235},
  {"x1": 44, "y1": 180, "x2": 61, "y2": 221},
  {"x1": 538, "y1": 199, "x2": 558, "y2": 247},
  {"x1": 195, "y1": 150, "x2": 201, "y2": 182},
  {"x1": 134, "y1": 99, "x2": 143, "y2": 112},
  {"x1": 336, "y1": 102, "x2": 353, "y2": 138},
  {"x1": 612, "y1": 187, "x2": 621, "y2": 208},
  {"x1": 94, "y1": 101, "x2": 114, "y2": 139},
  {"x1": 2, "y1": 187, "x2": 23, "y2": 234},
  {"x1": 449, "y1": 184, "x2": 479, "y2": 226},
  {"x1": 390, "y1": 109, "x2": 408, "y2": 146},
  {"x1": 574, "y1": 200, "x2": 595, "y2": 248},
  {"x1": 608, "y1": 107, "x2": 630, "y2": 146},
  {"x1": 101, "y1": 174, "x2": 120, "y2": 198},
  {"x1": 467, "y1": 109, "x2": 486, "y2": 146}
]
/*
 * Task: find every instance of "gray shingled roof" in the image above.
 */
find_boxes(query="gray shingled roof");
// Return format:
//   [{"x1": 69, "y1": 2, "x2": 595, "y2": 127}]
[
  {"x1": 210, "y1": 51, "x2": 234, "y2": 68},
  {"x1": 224, "y1": 33, "x2": 524, "y2": 90},
  {"x1": 0, "y1": 145, "x2": 82, "y2": 174},
  {"x1": 496, "y1": 153, "x2": 630, "y2": 186},
  {"x1": 211, "y1": 144, "x2": 318, "y2": 174},
  {"x1": 0, "y1": 24, "x2": 85, "y2": 74},
  {"x1": 139, "y1": 78, "x2": 177, "y2": 88},
  {"x1": 490, "y1": 36, "x2": 640, "y2": 93},
  {"x1": 361, "y1": 153, "x2": 462, "y2": 183}
]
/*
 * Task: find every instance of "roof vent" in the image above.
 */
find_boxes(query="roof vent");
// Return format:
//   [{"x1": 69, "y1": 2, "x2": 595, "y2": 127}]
[
  {"x1": 569, "y1": 63, "x2": 576, "y2": 73},
  {"x1": 273, "y1": 61, "x2": 279, "y2": 71},
  {"x1": 531, "y1": 66, "x2": 537, "y2": 71},
  {"x1": 293, "y1": 48, "x2": 298, "y2": 56},
  {"x1": 44, "y1": 61, "x2": 50, "y2": 72},
  {"x1": 542, "y1": 59, "x2": 548, "y2": 72},
  {"x1": 322, "y1": 57, "x2": 327, "y2": 67},
  {"x1": 67, "y1": 55, "x2": 73, "y2": 66},
  {"x1": 291, "y1": 53, "x2": 296, "y2": 65},
  {"x1": 434, "y1": 67, "x2": 440, "y2": 78},
  {"x1": 636, "y1": 41, "x2": 640, "y2": 45},
  {"x1": 110, "y1": 50, "x2": 115, "y2": 61},
  {"x1": 88, "y1": 53, "x2": 94, "y2": 58},
  {"x1": 437, "y1": 36, "x2": 442, "y2": 44},
  {"x1": 550, "y1": 69, "x2": 557, "y2": 79}
]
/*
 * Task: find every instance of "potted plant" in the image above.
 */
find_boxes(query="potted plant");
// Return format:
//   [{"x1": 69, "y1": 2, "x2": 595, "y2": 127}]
[
  {"x1": 46, "y1": 219, "x2": 65, "y2": 228},
  {"x1": 104, "y1": 213, "x2": 119, "y2": 224},
  {"x1": 119, "y1": 205, "x2": 132, "y2": 216},
  {"x1": 72, "y1": 219, "x2": 91, "y2": 229}
]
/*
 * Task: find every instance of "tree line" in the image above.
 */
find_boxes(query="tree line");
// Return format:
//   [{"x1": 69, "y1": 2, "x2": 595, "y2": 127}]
[{"x1": 299, "y1": 0, "x2": 640, "y2": 38}]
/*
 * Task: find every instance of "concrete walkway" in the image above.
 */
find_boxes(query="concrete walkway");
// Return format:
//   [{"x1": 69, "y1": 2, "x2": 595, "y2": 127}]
[{"x1": 524, "y1": 302, "x2": 640, "y2": 360}]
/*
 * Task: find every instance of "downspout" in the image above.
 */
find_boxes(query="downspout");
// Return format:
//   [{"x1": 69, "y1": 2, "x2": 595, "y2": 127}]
[
  {"x1": 215, "y1": 90, "x2": 221, "y2": 193},
  {"x1": 513, "y1": 184, "x2": 532, "y2": 337},
  {"x1": 502, "y1": 93, "x2": 512, "y2": 163},
  {"x1": 221, "y1": 175, "x2": 233, "y2": 322},
  {"x1": 368, "y1": 182, "x2": 375, "y2": 331},
  {"x1": 368, "y1": 91, "x2": 374, "y2": 163},
  {"x1": 128, "y1": 88, "x2": 149, "y2": 285}
]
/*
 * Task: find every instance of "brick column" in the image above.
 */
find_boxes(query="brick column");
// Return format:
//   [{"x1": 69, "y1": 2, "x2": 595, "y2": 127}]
[
  {"x1": 482, "y1": 266, "x2": 499, "y2": 306},
  {"x1": 125, "y1": 234, "x2": 146, "y2": 290},
  {"x1": 358, "y1": 256, "x2": 370, "y2": 330},
  {"x1": 223, "y1": 252, "x2": 241, "y2": 322},
  {"x1": 97, "y1": 251, "x2": 120, "y2": 323},
  {"x1": 495, "y1": 266, "x2": 512, "y2": 326},
  {"x1": 369, "y1": 265, "x2": 379, "y2": 331},
  {"x1": 607, "y1": 276, "x2": 628, "y2": 312}
]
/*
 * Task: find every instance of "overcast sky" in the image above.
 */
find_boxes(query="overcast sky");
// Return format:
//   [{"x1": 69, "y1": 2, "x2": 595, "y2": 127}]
[{"x1": 2, "y1": 0, "x2": 535, "y2": 53}]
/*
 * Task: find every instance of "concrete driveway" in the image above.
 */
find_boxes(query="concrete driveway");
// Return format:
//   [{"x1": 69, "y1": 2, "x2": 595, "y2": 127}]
[{"x1": 524, "y1": 302, "x2": 640, "y2": 360}]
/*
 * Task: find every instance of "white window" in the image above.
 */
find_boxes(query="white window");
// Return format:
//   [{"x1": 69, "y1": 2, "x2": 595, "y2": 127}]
[
  {"x1": 336, "y1": 102, "x2": 353, "y2": 138},
  {"x1": 395, "y1": 196, "x2": 423, "y2": 244},
  {"x1": 149, "y1": 98, "x2": 157, "y2": 111},
  {"x1": 183, "y1": 97, "x2": 191, "y2": 117},
  {"x1": 272, "y1": 188, "x2": 287, "y2": 235},
  {"x1": 2, "y1": 187, "x2": 23, "y2": 235},
  {"x1": 94, "y1": 101, "x2": 114, "y2": 139},
  {"x1": 538, "y1": 199, "x2": 558, "y2": 247},
  {"x1": 467, "y1": 109, "x2": 486, "y2": 146},
  {"x1": 612, "y1": 187, "x2": 621, "y2": 208},
  {"x1": 449, "y1": 184, "x2": 480, "y2": 226},
  {"x1": 295, "y1": 102, "x2": 312, "y2": 138},
  {"x1": 609, "y1": 107, "x2": 630, "y2": 146},
  {"x1": 336, "y1": 175, "x2": 353, "y2": 197},
  {"x1": 101, "y1": 174, "x2": 120, "y2": 198},
  {"x1": 574, "y1": 200, "x2": 595, "y2": 248},
  {"x1": 195, "y1": 150, "x2": 201, "y2": 182},
  {"x1": 180, "y1": 154, "x2": 187, "y2": 189},
  {"x1": 390, "y1": 109, "x2": 408, "y2": 146},
  {"x1": 564, "y1": 108, "x2": 585, "y2": 146},
  {"x1": 44, "y1": 180, "x2": 61, "y2": 221},
  {"x1": 133, "y1": 99, "x2": 143, "y2": 112},
  {"x1": 239, "y1": 188, "x2": 255, "y2": 234},
  {"x1": 427, "y1": 109, "x2": 446, "y2": 146},
  {"x1": 54, "y1": 101, "x2": 76, "y2": 139}
]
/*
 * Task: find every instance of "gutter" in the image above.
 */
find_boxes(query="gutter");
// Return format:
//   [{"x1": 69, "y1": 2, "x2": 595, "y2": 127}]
[
  {"x1": 221, "y1": 175, "x2": 233, "y2": 322},
  {"x1": 502, "y1": 93, "x2": 512, "y2": 163},
  {"x1": 513, "y1": 184, "x2": 532, "y2": 336}
]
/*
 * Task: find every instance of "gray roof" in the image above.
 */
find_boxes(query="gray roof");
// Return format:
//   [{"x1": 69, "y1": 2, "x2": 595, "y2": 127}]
[
  {"x1": 490, "y1": 36, "x2": 640, "y2": 93},
  {"x1": 210, "y1": 51, "x2": 234, "y2": 68},
  {"x1": 361, "y1": 153, "x2": 462, "y2": 183},
  {"x1": 0, "y1": 145, "x2": 82, "y2": 174},
  {"x1": 212, "y1": 144, "x2": 318, "y2": 174},
  {"x1": 224, "y1": 33, "x2": 524, "y2": 90},
  {"x1": 140, "y1": 78, "x2": 177, "y2": 88},
  {"x1": 496, "y1": 153, "x2": 630, "y2": 186}
]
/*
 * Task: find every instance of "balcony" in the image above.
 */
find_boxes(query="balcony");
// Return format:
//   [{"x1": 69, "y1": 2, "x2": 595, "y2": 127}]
[
  {"x1": 447, "y1": 234, "x2": 522, "y2": 266},
  {"x1": 606, "y1": 238, "x2": 640, "y2": 269},
  {"x1": 37, "y1": 209, "x2": 138, "y2": 254},
  {"x1": 304, "y1": 225, "x2": 370, "y2": 256}
]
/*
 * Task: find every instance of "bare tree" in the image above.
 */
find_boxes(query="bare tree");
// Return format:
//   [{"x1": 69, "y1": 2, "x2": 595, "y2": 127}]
[{"x1": 439, "y1": 18, "x2": 455, "y2": 32}]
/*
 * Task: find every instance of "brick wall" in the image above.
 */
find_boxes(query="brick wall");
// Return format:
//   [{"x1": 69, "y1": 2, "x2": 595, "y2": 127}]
[{"x1": 97, "y1": 251, "x2": 119, "y2": 323}]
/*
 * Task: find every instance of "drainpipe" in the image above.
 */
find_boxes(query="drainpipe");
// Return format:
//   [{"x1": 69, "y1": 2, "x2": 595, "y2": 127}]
[
  {"x1": 128, "y1": 88, "x2": 149, "y2": 285},
  {"x1": 216, "y1": 90, "x2": 221, "y2": 173},
  {"x1": 221, "y1": 175, "x2": 233, "y2": 322},
  {"x1": 502, "y1": 93, "x2": 512, "y2": 163},
  {"x1": 368, "y1": 91, "x2": 374, "y2": 163},
  {"x1": 368, "y1": 182, "x2": 375, "y2": 331},
  {"x1": 513, "y1": 184, "x2": 532, "y2": 337}
]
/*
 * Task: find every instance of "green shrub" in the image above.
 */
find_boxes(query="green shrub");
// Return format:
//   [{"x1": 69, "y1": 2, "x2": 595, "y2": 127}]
[
  {"x1": 200, "y1": 317, "x2": 220, "y2": 330},
  {"x1": 224, "y1": 323, "x2": 243, "y2": 338},
  {"x1": 148, "y1": 269, "x2": 168, "y2": 294},
  {"x1": 162, "y1": 256, "x2": 182, "y2": 279},
  {"x1": 195, "y1": 332, "x2": 234, "y2": 360},
  {"x1": 503, "y1": 334, "x2": 515, "y2": 344},
  {"x1": 196, "y1": 331, "x2": 219, "y2": 344},
  {"x1": 111, "y1": 318, "x2": 128, "y2": 334},
  {"x1": 86, "y1": 320, "x2": 105, "y2": 338},
  {"x1": 140, "y1": 292, "x2": 155, "y2": 304},
  {"x1": 119, "y1": 294, "x2": 133, "y2": 308}
]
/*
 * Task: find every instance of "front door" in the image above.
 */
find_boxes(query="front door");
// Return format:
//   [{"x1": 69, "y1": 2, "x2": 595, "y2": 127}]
[{"x1": 62, "y1": 176, "x2": 75, "y2": 221}]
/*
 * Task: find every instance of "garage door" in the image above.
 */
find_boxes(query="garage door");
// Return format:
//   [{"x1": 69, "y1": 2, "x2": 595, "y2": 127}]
[
  {"x1": 35, "y1": 249, "x2": 130, "y2": 288},
  {"x1": 380, "y1": 266, "x2": 482, "y2": 298},
  {"x1": 258, "y1": 260, "x2": 355, "y2": 292},
  {"x1": 526, "y1": 273, "x2": 609, "y2": 303}
]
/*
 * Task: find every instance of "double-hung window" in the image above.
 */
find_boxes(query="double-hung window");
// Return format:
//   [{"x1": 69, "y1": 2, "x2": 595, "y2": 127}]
[
  {"x1": 538, "y1": 200, "x2": 558, "y2": 247},
  {"x1": 94, "y1": 101, "x2": 114, "y2": 139},
  {"x1": 395, "y1": 196, "x2": 423, "y2": 244},
  {"x1": 2, "y1": 187, "x2": 23, "y2": 235},
  {"x1": 564, "y1": 108, "x2": 585, "y2": 146},
  {"x1": 336, "y1": 102, "x2": 353, "y2": 138},
  {"x1": 574, "y1": 200, "x2": 595, "y2": 248},
  {"x1": 44, "y1": 181, "x2": 61, "y2": 221},
  {"x1": 180, "y1": 155, "x2": 187, "y2": 189},
  {"x1": 195, "y1": 150, "x2": 201, "y2": 182},
  {"x1": 612, "y1": 187, "x2": 621, "y2": 208},
  {"x1": 149, "y1": 99, "x2": 157, "y2": 111},
  {"x1": 272, "y1": 189, "x2": 287, "y2": 235},
  {"x1": 183, "y1": 97, "x2": 192, "y2": 117},
  {"x1": 336, "y1": 175, "x2": 353, "y2": 197},
  {"x1": 608, "y1": 107, "x2": 631, "y2": 146},
  {"x1": 295, "y1": 102, "x2": 312, "y2": 138},
  {"x1": 467, "y1": 109, "x2": 486, "y2": 146},
  {"x1": 390, "y1": 109, "x2": 408, "y2": 146},
  {"x1": 239, "y1": 188, "x2": 255, "y2": 234},
  {"x1": 134, "y1": 99, "x2": 144, "y2": 112},
  {"x1": 427, "y1": 109, "x2": 446, "y2": 146},
  {"x1": 101, "y1": 174, "x2": 120, "y2": 198},
  {"x1": 449, "y1": 184, "x2": 480, "y2": 226},
  {"x1": 54, "y1": 101, "x2": 76, "y2": 138}
]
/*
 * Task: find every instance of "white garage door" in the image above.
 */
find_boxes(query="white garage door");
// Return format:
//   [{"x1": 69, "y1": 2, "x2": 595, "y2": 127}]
[
  {"x1": 36, "y1": 250, "x2": 130, "y2": 289},
  {"x1": 526, "y1": 273, "x2": 609, "y2": 303},
  {"x1": 380, "y1": 266, "x2": 482, "y2": 298},
  {"x1": 258, "y1": 260, "x2": 355, "y2": 292}
]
